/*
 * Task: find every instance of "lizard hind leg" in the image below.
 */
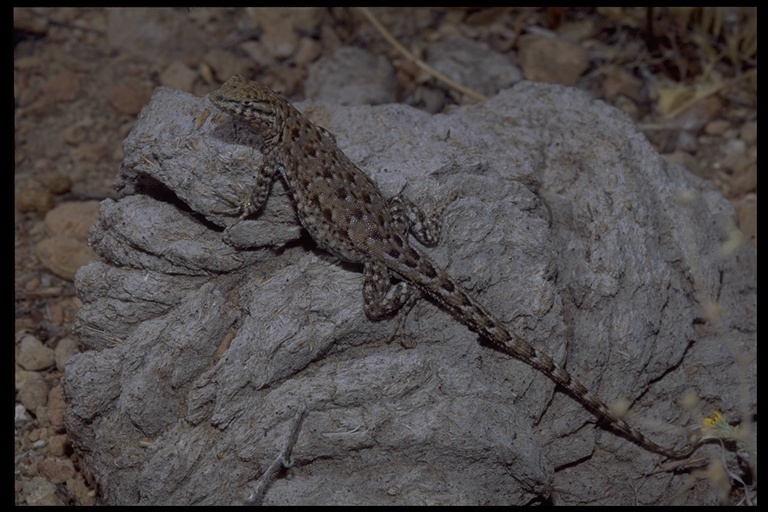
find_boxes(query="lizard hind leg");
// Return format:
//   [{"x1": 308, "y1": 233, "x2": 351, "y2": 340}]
[
  {"x1": 380, "y1": 192, "x2": 458, "y2": 345},
  {"x1": 388, "y1": 195, "x2": 444, "y2": 247},
  {"x1": 362, "y1": 261, "x2": 422, "y2": 347}
]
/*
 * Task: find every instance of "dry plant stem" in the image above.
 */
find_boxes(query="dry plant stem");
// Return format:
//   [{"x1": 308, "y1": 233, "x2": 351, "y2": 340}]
[
  {"x1": 357, "y1": 7, "x2": 488, "y2": 103},
  {"x1": 244, "y1": 405, "x2": 307, "y2": 506},
  {"x1": 665, "y1": 69, "x2": 756, "y2": 118}
]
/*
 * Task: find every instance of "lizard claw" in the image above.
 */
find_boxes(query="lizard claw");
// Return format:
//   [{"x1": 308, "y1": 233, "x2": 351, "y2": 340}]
[{"x1": 211, "y1": 184, "x2": 255, "y2": 220}]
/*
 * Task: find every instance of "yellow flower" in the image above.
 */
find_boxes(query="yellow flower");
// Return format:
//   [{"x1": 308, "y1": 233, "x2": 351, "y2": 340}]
[
  {"x1": 702, "y1": 411, "x2": 722, "y2": 429},
  {"x1": 702, "y1": 411, "x2": 736, "y2": 439}
]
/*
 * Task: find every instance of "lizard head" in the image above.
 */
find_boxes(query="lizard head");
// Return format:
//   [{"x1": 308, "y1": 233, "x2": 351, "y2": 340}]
[{"x1": 209, "y1": 75, "x2": 290, "y2": 136}]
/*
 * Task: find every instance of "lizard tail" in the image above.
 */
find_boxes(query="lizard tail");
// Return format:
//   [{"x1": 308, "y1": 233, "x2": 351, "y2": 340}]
[{"x1": 391, "y1": 252, "x2": 697, "y2": 459}]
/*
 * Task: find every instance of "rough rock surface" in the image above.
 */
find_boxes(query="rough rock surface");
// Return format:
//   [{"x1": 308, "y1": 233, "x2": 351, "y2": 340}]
[{"x1": 64, "y1": 82, "x2": 755, "y2": 505}]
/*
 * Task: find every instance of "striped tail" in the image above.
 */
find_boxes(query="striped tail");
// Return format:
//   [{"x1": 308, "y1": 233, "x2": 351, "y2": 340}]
[{"x1": 389, "y1": 250, "x2": 697, "y2": 459}]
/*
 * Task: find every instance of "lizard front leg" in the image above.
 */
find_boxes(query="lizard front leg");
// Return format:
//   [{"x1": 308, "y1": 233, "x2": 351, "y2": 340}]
[{"x1": 212, "y1": 160, "x2": 279, "y2": 221}]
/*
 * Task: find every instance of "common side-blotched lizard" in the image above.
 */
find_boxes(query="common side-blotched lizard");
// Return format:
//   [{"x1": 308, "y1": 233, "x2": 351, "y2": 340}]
[{"x1": 209, "y1": 75, "x2": 699, "y2": 459}]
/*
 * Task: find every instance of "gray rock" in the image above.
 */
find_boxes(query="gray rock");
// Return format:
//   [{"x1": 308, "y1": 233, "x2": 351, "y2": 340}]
[
  {"x1": 17, "y1": 334, "x2": 55, "y2": 371},
  {"x1": 64, "y1": 81, "x2": 755, "y2": 505},
  {"x1": 306, "y1": 46, "x2": 397, "y2": 105},
  {"x1": 426, "y1": 36, "x2": 522, "y2": 97},
  {"x1": 55, "y1": 335, "x2": 80, "y2": 372},
  {"x1": 23, "y1": 476, "x2": 64, "y2": 506}
]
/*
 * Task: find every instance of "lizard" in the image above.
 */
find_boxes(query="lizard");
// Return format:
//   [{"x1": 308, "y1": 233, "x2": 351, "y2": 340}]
[{"x1": 208, "y1": 74, "x2": 699, "y2": 460}]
